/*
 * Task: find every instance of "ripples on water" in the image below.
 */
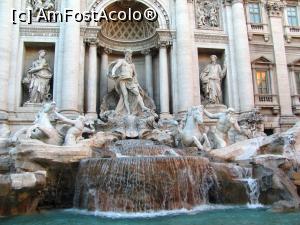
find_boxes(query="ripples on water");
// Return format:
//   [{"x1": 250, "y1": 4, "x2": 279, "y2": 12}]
[{"x1": 2, "y1": 205, "x2": 300, "y2": 225}]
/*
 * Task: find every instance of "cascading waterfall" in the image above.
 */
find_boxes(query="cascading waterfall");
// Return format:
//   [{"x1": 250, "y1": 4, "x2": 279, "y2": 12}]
[
  {"x1": 244, "y1": 178, "x2": 260, "y2": 206},
  {"x1": 73, "y1": 141, "x2": 218, "y2": 212},
  {"x1": 234, "y1": 166, "x2": 261, "y2": 206}
]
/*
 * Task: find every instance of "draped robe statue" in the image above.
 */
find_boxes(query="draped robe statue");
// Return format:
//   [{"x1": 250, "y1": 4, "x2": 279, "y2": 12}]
[
  {"x1": 23, "y1": 50, "x2": 53, "y2": 104},
  {"x1": 200, "y1": 55, "x2": 226, "y2": 104}
]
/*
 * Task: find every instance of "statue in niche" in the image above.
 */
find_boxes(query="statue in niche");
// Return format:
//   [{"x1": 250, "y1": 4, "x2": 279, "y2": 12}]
[
  {"x1": 195, "y1": 0, "x2": 220, "y2": 29},
  {"x1": 23, "y1": 50, "x2": 53, "y2": 104},
  {"x1": 107, "y1": 50, "x2": 150, "y2": 115},
  {"x1": 200, "y1": 55, "x2": 226, "y2": 105},
  {"x1": 204, "y1": 108, "x2": 244, "y2": 149},
  {"x1": 28, "y1": 0, "x2": 56, "y2": 17}
]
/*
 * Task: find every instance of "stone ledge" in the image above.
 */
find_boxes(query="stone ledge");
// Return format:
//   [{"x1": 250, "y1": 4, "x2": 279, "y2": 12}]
[{"x1": 10, "y1": 140, "x2": 92, "y2": 172}]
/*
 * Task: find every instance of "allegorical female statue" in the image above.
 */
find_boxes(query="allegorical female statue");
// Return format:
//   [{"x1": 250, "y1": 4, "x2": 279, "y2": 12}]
[
  {"x1": 107, "y1": 50, "x2": 150, "y2": 115},
  {"x1": 23, "y1": 50, "x2": 53, "y2": 104},
  {"x1": 200, "y1": 55, "x2": 226, "y2": 104}
]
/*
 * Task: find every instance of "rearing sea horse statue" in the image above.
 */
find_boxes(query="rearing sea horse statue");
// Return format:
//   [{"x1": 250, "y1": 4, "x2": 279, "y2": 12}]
[
  {"x1": 12, "y1": 102, "x2": 63, "y2": 145},
  {"x1": 179, "y1": 106, "x2": 211, "y2": 151}
]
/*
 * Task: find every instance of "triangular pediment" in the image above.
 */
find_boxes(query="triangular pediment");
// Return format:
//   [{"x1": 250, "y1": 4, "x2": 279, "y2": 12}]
[
  {"x1": 290, "y1": 59, "x2": 300, "y2": 67},
  {"x1": 252, "y1": 56, "x2": 273, "y2": 65}
]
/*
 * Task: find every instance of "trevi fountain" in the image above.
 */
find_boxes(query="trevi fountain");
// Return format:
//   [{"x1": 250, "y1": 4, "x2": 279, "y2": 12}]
[{"x1": 1, "y1": 0, "x2": 300, "y2": 225}]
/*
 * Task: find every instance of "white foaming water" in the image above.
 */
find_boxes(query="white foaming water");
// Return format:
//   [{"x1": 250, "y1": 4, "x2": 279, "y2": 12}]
[
  {"x1": 239, "y1": 178, "x2": 263, "y2": 208},
  {"x1": 65, "y1": 204, "x2": 264, "y2": 219}
]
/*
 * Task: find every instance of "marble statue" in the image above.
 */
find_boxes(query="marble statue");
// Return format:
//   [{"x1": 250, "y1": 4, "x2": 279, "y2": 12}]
[
  {"x1": 28, "y1": 0, "x2": 56, "y2": 17},
  {"x1": 179, "y1": 106, "x2": 211, "y2": 151},
  {"x1": 23, "y1": 50, "x2": 53, "y2": 104},
  {"x1": 107, "y1": 50, "x2": 150, "y2": 115},
  {"x1": 200, "y1": 55, "x2": 226, "y2": 104},
  {"x1": 229, "y1": 108, "x2": 266, "y2": 143},
  {"x1": 12, "y1": 102, "x2": 63, "y2": 145},
  {"x1": 204, "y1": 108, "x2": 242, "y2": 149},
  {"x1": 195, "y1": 0, "x2": 220, "y2": 28},
  {"x1": 54, "y1": 112, "x2": 95, "y2": 146},
  {"x1": 0, "y1": 124, "x2": 11, "y2": 139}
]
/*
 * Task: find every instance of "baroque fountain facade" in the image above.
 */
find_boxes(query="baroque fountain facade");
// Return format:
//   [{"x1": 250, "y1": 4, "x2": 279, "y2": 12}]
[{"x1": 1, "y1": 0, "x2": 300, "y2": 217}]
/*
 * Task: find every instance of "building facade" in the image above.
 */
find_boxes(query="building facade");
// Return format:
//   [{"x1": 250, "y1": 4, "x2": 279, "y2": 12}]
[{"x1": 0, "y1": 0, "x2": 299, "y2": 133}]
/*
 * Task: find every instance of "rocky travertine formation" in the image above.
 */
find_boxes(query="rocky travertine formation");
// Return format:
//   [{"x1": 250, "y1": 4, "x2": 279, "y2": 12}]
[
  {"x1": 0, "y1": 171, "x2": 46, "y2": 216},
  {"x1": 11, "y1": 140, "x2": 92, "y2": 172}
]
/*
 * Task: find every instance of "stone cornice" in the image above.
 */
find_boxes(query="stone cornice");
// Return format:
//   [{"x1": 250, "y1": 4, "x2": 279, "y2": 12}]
[
  {"x1": 20, "y1": 25, "x2": 60, "y2": 37},
  {"x1": 194, "y1": 32, "x2": 229, "y2": 43},
  {"x1": 222, "y1": 0, "x2": 244, "y2": 5}
]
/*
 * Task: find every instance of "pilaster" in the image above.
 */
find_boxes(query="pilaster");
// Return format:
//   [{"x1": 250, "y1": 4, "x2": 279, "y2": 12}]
[{"x1": 266, "y1": 0, "x2": 294, "y2": 119}]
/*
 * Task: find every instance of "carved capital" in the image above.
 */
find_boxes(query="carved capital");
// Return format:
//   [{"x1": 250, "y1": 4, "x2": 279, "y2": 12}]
[
  {"x1": 84, "y1": 27, "x2": 100, "y2": 42},
  {"x1": 84, "y1": 38, "x2": 99, "y2": 46},
  {"x1": 141, "y1": 49, "x2": 151, "y2": 55},
  {"x1": 157, "y1": 29, "x2": 173, "y2": 47},
  {"x1": 103, "y1": 47, "x2": 112, "y2": 55},
  {"x1": 266, "y1": 1, "x2": 286, "y2": 17}
]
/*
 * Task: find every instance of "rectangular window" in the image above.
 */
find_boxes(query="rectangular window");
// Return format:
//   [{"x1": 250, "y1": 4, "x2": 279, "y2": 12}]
[
  {"x1": 249, "y1": 3, "x2": 261, "y2": 24},
  {"x1": 256, "y1": 71, "x2": 270, "y2": 94},
  {"x1": 295, "y1": 72, "x2": 300, "y2": 94},
  {"x1": 287, "y1": 6, "x2": 298, "y2": 26}
]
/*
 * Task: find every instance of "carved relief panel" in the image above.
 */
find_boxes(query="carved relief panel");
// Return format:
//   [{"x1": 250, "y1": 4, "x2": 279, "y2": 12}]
[
  {"x1": 195, "y1": 0, "x2": 221, "y2": 29},
  {"x1": 27, "y1": 0, "x2": 56, "y2": 17}
]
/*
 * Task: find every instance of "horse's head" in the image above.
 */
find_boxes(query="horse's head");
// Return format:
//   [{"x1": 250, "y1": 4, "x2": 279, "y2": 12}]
[
  {"x1": 42, "y1": 101, "x2": 56, "y2": 114},
  {"x1": 187, "y1": 106, "x2": 204, "y2": 125}
]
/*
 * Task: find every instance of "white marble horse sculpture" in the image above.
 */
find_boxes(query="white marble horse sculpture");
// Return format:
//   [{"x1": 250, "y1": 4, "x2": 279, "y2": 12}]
[
  {"x1": 27, "y1": 102, "x2": 63, "y2": 145},
  {"x1": 12, "y1": 102, "x2": 63, "y2": 145},
  {"x1": 179, "y1": 106, "x2": 211, "y2": 151}
]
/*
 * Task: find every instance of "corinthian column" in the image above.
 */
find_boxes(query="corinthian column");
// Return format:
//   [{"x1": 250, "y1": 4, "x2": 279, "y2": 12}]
[
  {"x1": 0, "y1": 0, "x2": 13, "y2": 119},
  {"x1": 100, "y1": 48, "x2": 111, "y2": 101},
  {"x1": 266, "y1": 1, "x2": 293, "y2": 116},
  {"x1": 159, "y1": 43, "x2": 170, "y2": 115},
  {"x1": 60, "y1": 0, "x2": 81, "y2": 115},
  {"x1": 175, "y1": 0, "x2": 194, "y2": 112},
  {"x1": 141, "y1": 49, "x2": 153, "y2": 98},
  {"x1": 230, "y1": 0, "x2": 255, "y2": 111},
  {"x1": 86, "y1": 39, "x2": 98, "y2": 119}
]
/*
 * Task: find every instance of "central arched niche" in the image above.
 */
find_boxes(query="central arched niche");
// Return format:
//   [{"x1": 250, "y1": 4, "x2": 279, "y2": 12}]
[
  {"x1": 96, "y1": 0, "x2": 162, "y2": 52},
  {"x1": 100, "y1": 1, "x2": 159, "y2": 42},
  {"x1": 94, "y1": 1, "x2": 168, "y2": 110}
]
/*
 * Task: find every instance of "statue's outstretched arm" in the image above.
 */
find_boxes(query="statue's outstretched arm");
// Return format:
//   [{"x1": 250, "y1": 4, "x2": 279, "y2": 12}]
[
  {"x1": 233, "y1": 120, "x2": 242, "y2": 133},
  {"x1": 111, "y1": 60, "x2": 122, "y2": 76},
  {"x1": 203, "y1": 109, "x2": 219, "y2": 119},
  {"x1": 83, "y1": 126, "x2": 95, "y2": 134},
  {"x1": 54, "y1": 112, "x2": 75, "y2": 125}
]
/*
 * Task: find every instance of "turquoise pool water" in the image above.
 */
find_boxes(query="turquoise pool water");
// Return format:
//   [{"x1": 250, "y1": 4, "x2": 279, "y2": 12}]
[{"x1": 1, "y1": 206, "x2": 300, "y2": 225}]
